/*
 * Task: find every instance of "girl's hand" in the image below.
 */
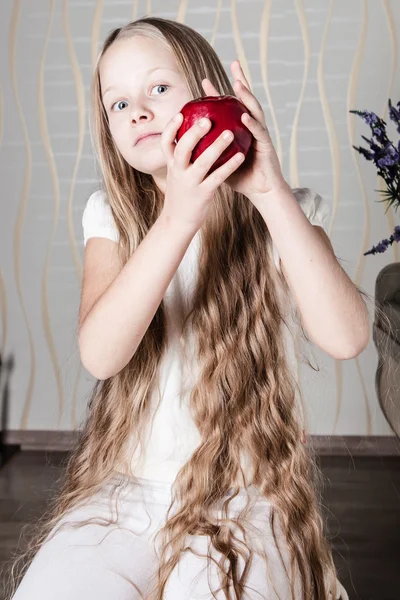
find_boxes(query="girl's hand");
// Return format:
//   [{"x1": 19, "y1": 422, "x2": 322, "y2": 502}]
[
  {"x1": 202, "y1": 60, "x2": 289, "y2": 208},
  {"x1": 160, "y1": 113, "x2": 245, "y2": 233}
]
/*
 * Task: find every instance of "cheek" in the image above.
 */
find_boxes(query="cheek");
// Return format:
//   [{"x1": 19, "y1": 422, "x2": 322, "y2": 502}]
[
  {"x1": 108, "y1": 115, "x2": 129, "y2": 144},
  {"x1": 108, "y1": 120, "x2": 122, "y2": 144}
]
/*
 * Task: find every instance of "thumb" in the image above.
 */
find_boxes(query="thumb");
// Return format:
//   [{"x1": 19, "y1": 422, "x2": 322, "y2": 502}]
[{"x1": 160, "y1": 113, "x2": 183, "y2": 162}]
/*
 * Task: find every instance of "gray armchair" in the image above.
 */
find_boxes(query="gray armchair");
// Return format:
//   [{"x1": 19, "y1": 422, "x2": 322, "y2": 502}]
[{"x1": 373, "y1": 263, "x2": 400, "y2": 437}]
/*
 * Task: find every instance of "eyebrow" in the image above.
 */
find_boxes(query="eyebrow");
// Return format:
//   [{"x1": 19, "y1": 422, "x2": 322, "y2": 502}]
[{"x1": 102, "y1": 67, "x2": 177, "y2": 99}]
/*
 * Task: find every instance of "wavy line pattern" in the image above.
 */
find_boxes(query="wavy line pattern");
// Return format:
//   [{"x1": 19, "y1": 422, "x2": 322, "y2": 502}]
[
  {"x1": 176, "y1": 0, "x2": 188, "y2": 24},
  {"x1": 289, "y1": 0, "x2": 310, "y2": 188},
  {"x1": 0, "y1": 270, "x2": 6, "y2": 360},
  {"x1": 3, "y1": 0, "x2": 399, "y2": 437},
  {"x1": 37, "y1": 0, "x2": 64, "y2": 429},
  {"x1": 317, "y1": 0, "x2": 345, "y2": 435},
  {"x1": 210, "y1": 0, "x2": 223, "y2": 49},
  {"x1": 344, "y1": 0, "x2": 371, "y2": 435},
  {"x1": 9, "y1": 0, "x2": 36, "y2": 429},
  {"x1": 260, "y1": 0, "x2": 283, "y2": 166},
  {"x1": 63, "y1": 0, "x2": 87, "y2": 429},
  {"x1": 230, "y1": 0, "x2": 252, "y2": 90},
  {"x1": 381, "y1": 0, "x2": 398, "y2": 263},
  {"x1": 288, "y1": 1, "x2": 312, "y2": 434},
  {"x1": 91, "y1": 0, "x2": 103, "y2": 72},
  {"x1": 350, "y1": 2, "x2": 369, "y2": 289},
  {"x1": 0, "y1": 85, "x2": 3, "y2": 147},
  {"x1": 0, "y1": 84, "x2": 7, "y2": 359},
  {"x1": 132, "y1": 0, "x2": 139, "y2": 22}
]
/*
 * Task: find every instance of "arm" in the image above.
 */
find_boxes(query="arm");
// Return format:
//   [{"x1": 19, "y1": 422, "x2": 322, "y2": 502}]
[
  {"x1": 258, "y1": 185, "x2": 370, "y2": 360},
  {"x1": 78, "y1": 212, "x2": 196, "y2": 380}
]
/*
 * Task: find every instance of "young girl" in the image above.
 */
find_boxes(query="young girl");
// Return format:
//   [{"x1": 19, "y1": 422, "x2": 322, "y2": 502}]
[{"x1": 6, "y1": 16, "x2": 370, "y2": 600}]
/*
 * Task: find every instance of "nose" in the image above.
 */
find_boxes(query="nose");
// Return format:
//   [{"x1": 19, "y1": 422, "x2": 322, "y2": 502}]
[{"x1": 129, "y1": 106, "x2": 153, "y2": 126}]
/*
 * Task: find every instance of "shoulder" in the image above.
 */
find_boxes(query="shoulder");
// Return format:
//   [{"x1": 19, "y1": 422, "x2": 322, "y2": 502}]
[
  {"x1": 82, "y1": 189, "x2": 111, "y2": 221},
  {"x1": 82, "y1": 189, "x2": 119, "y2": 247},
  {"x1": 291, "y1": 187, "x2": 330, "y2": 230}
]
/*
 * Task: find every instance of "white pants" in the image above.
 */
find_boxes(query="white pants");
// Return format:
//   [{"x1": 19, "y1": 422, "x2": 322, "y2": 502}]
[{"x1": 11, "y1": 472, "x2": 347, "y2": 600}]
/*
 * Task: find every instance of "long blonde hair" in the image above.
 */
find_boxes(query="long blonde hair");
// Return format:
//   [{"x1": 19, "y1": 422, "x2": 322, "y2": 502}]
[{"x1": 5, "y1": 16, "x2": 380, "y2": 600}]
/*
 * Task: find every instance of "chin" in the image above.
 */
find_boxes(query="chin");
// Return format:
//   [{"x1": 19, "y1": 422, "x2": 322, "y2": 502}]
[
  {"x1": 122, "y1": 145, "x2": 162, "y2": 171},
  {"x1": 130, "y1": 158, "x2": 168, "y2": 178}
]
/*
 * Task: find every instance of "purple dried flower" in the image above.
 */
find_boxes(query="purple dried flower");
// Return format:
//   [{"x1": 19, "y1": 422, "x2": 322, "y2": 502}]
[
  {"x1": 364, "y1": 227, "x2": 400, "y2": 256},
  {"x1": 364, "y1": 112, "x2": 379, "y2": 126},
  {"x1": 351, "y1": 98, "x2": 400, "y2": 255}
]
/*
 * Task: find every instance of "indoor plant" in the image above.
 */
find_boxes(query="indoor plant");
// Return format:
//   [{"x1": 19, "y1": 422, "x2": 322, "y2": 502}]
[{"x1": 350, "y1": 99, "x2": 400, "y2": 255}]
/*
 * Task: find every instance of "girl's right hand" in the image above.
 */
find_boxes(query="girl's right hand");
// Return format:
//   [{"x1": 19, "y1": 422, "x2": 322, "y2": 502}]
[{"x1": 159, "y1": 113, "x2": 245, "y2": 232}]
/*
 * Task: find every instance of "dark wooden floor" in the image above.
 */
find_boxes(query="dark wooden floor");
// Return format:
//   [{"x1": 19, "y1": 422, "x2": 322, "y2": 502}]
[{"x1": 0, "y1": 450, "x2": 399, "y2": 600}]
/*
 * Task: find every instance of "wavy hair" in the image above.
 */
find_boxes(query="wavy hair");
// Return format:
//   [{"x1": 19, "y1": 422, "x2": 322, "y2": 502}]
[{"x1": 4, "y1": 16, "x2": 382, "y2": 600}]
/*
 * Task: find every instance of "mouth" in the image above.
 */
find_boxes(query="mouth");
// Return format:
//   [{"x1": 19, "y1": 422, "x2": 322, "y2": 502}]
[{"x1": 136, "y1": 133, "x2": 161, "y2": 145}]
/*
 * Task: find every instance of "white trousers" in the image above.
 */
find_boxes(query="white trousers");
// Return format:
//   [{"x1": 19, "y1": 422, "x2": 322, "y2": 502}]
[{"x1": 11, "y1": 472, "x2": 347, "y2": 600}]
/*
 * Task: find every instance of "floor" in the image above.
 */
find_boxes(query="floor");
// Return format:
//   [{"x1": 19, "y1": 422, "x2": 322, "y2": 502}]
[{"x1": 0, "y1": 450, "x2": 399, "y2": 600}]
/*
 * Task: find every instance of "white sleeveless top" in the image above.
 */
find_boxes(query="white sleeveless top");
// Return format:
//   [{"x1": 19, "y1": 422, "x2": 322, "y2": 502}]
[{"x1": 82, "y1": 187, "x2": 330, "y2": 484}]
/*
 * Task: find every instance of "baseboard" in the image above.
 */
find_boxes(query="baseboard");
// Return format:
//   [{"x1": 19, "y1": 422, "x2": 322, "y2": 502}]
[
  {"x1": 2, "y1": 430, "x2": 79, "y2": 451},
  {"x1": 2, "y1": 430, "x2": 399, "y2": 455},
  {"x1": 310, "y1": 434, "x2": 399, "y2": 455}
]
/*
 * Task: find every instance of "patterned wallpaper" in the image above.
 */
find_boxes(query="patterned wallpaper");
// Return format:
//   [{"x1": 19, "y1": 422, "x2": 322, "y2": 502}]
[{"x1": 1, "y1": 0, "x2": 399, "y2": 436}]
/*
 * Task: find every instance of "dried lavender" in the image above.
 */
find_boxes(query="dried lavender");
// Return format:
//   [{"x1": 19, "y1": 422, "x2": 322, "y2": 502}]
[{"x1": 350, "y1": 99, "x2": 400, "y2": 255}]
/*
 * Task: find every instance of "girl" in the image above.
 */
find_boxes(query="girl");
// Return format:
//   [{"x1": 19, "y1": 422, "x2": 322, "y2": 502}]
[{"x1": 6, "y1": 16, "x2": 370, "y2": 600}]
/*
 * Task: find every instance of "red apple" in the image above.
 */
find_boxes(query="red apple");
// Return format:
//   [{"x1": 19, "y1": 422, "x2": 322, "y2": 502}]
[{"x1": 176, "y1": 95, "x2": 253, "y2": 174}]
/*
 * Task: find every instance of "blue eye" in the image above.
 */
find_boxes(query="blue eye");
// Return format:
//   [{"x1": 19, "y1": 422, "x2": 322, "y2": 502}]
[
  {"x1": 151, "y1": 84, "x2": 169, "y2": 95},
  {"x1": 111, "y1": 85, "x2": 169, "y2": 112},
  {"x1": 112, "y1": 100, "x2": 128, "y2": 111}
]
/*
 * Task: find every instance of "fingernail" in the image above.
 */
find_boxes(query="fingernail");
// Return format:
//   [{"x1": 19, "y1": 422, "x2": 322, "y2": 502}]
[
  {"x1": 199, "y1": 118, "x2": 209, "y2": 127},
  {"x1": 173, "y1": 113, "x2": 182, "y2": 122}
]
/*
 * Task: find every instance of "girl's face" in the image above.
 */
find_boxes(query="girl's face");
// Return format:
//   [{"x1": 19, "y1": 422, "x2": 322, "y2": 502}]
[{"x1": 99, "y1": 35, "x2": 192, "y2": 191}]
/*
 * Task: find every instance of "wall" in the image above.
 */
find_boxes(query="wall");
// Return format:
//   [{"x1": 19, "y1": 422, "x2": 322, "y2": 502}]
[{"x1": 1, "y1": 0, "x2": 399, "y2": 437}]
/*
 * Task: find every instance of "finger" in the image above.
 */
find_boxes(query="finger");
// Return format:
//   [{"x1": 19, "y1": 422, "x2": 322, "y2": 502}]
[
  {"x1": 231, "y1": 60, "x2": 251, "y2": 91},
  {"x1": 234, "y1": 79, "x2": 265, "y2": 124},
  {"x1": 202, "y1": 151, "x2": 245, "y2": 191},
  {"x1": 241, "y1": 112, "x2": 272, "y2": 149},
  {"x1": 201, "y1": 78, "x2": 220, "y2": 97},
  {"x1": 173, "y1": 117, "x2": 211, "y2": 169},
  {"x1": 160, "y1": 112, "x2": 184, "y2": 163},
  {"x1": 190, "y1": 128, "x2": 235, "y2": 181}
]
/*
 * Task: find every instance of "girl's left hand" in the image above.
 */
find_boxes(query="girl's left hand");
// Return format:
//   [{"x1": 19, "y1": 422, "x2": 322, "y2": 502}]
[{"x1": 201, "y1": 60, "x2": 289, "y2": 208}]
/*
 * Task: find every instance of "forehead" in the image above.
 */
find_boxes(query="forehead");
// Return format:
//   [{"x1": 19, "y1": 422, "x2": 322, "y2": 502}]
[{"x1": 99, "y1": 35, "x2": 178, "y2": 82}]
